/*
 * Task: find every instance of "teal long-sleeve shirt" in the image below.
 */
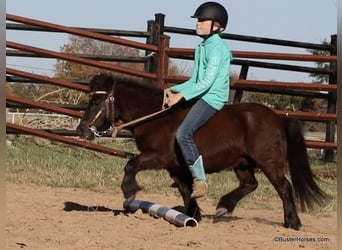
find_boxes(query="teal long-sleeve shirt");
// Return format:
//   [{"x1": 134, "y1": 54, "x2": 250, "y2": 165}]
[{"x1": 171, "y1": 34, "x2": 233, "y2": 110}]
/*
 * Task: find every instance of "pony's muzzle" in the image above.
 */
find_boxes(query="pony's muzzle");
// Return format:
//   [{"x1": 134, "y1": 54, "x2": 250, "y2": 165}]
[{"x1": 76, "y1": 122, "x2": 96, "y2": 140}]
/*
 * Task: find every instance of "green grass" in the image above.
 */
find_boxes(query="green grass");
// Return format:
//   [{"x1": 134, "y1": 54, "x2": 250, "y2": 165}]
[
  {"x1": 6, "y1": 135, "x2": 337, "y2": 214},
  {"x1": 6, "y1": 136, "x2": 130, "y2": 191}
]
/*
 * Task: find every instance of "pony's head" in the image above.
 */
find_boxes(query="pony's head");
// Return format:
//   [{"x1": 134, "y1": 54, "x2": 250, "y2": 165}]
[{"x1": 76, "y1": 74, "x2": 116, "y2": 140}]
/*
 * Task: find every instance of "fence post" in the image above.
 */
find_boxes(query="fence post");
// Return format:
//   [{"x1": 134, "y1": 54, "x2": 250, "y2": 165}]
[
  {"x1": 155, "y1": 13, "x2": 165, "y2": 35},
  {"x1": 233, "y1": 65, "x2": 249, "y2": 104},
  {"x1": 324, "y1": 34, "x2": 337, "y2": 161},
  {"x1": 144, "y1": 20, "x2": 156, "y2": 73},
  {"x1": 156, "y1": 35, "x2": 170, "y2": 89},
  {"x1": 144, "y1": 13, "x2": 165, "y2": 74}
]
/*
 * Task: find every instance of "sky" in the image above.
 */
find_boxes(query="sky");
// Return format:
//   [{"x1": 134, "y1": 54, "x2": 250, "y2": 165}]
[{"x1": 6, "y1": 0, "x2": 338, "y2": 82}]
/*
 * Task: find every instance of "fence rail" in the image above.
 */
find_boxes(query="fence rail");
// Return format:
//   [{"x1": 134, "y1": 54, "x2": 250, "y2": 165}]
[{"x1": 6, "y1": 13, "x2": 337, "y2": 160}]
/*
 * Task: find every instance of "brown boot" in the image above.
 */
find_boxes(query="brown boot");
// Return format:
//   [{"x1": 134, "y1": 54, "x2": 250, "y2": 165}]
[{"x1": 191, "y1": 180, "x2": 208, "y2": 198}]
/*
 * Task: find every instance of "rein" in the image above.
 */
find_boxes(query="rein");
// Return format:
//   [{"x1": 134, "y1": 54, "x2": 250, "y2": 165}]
[
  {"x1": 88, "y1": 89, "x2": 170, "y2": 138},
  {"x1": 111, "y1": 89, "x2": 170, "y2": 137}
]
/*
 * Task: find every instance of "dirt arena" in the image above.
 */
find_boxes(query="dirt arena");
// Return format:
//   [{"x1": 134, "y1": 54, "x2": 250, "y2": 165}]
[{"x1": 6, "y1": 183, "x2": 336, "y2": 250}]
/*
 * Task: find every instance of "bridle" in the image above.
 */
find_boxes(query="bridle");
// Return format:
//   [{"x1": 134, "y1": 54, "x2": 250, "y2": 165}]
[
  {"x1": 87, "y1": 89, "x2": 170, "y2": 138},
  {"x1": 87, "y1": 90, "x2": 116, "y2": 137}
]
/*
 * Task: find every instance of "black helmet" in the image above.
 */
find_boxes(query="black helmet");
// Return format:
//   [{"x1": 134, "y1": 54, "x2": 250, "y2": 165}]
[{"x1": 191, "y1": 2, "x2": 228, "y2": 31}]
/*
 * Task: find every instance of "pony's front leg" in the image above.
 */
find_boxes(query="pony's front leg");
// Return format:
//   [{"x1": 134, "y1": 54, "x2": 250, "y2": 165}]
[
  {"x1": 121, "y1": 157, "x2": 142, "y2": 202},
  {"x1": 172, "y1": 175, "x2": 202, "y2": 222},
  {"x1": 121, "y1": 153, "x2": 165, "y2": 202}
]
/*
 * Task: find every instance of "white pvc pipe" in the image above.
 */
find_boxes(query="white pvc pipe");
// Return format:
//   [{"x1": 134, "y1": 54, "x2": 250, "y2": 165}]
[{"x1": 123, "y1": 199, "x2": 198, "y2": 227}]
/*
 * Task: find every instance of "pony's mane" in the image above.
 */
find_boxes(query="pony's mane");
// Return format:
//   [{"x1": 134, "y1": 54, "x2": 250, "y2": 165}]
[
  {"x1": 90, "y1": 73, "x2": 163, "y2": 96},
  {"x1": 114, "y1": 75, "x2": 162, "y2": 94}
]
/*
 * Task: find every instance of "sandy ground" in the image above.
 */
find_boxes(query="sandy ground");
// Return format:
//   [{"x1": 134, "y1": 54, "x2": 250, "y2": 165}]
[{"x1": 6, "y1": 183, "x2": 336, "y2": 250}]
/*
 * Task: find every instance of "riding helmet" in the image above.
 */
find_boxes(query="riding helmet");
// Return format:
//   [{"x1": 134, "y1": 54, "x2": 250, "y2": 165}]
[{"x1": 191, "y1": 2, "x2": 228, "y2": 31}]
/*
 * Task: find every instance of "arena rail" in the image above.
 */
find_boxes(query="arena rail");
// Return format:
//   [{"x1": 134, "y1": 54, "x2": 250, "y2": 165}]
[{"x1": 6, "y1": 13, "x2": 337, "y2": 160}]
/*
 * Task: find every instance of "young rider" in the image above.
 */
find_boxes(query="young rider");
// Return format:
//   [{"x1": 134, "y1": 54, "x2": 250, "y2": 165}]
[{"x1": 165, "y1": 2, "x2": 233, "y2": 198}]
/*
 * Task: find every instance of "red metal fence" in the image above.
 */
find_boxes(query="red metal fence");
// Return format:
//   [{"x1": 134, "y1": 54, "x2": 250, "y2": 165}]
[{"x1": 6, "y1": 13, "x2": 337, "y2": 159}]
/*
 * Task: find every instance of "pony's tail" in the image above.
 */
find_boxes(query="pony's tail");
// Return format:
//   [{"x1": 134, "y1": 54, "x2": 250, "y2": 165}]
[{"x1": 283, "y1": 117, "x2": 328, "y2": 212}]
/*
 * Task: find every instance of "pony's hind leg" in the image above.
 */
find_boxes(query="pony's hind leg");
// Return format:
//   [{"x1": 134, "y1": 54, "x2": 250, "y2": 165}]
[
  {"x1": 262, "y1": 167, "x2": 301, "y2": 230},
  {"x1": 215, "y1": 166, "x2": 258, "y2": 218}
]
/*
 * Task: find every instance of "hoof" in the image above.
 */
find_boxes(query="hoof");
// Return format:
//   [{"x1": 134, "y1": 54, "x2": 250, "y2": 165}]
[
  {"x1": 284, "y1": 222, "x2": 301, "y2": 231},
  {"x1": 125, "y1": 194, "x2": 136, "y2": 204},
  {"x1": 284, "y1": 215, "x2": 301, "y2": 230},
  {"x1": 123, "y1": 195, "x2": 137, "y2": 213},
  {"x1": 214, "y1": 207, "x2": 228, "y2": 218}
]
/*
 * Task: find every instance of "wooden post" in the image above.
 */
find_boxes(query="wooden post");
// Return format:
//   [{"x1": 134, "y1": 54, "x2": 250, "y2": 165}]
[
  {"x1": 233, "y1": 64, "x2": 249, "y2": 104},
  {"x1": 155, "y1": 13, "x2": 165, "y2": 35},
  {"x1": 324, "y1": 34, "x2": 337, "y2": 161},
  {"x1": 144, "y1": 14, "x2": 165, "y2": 82},
  {"x1": 144, "y1": 20, "x2": 156, "y2": 73},
  {"x1": 156, "y1": 35, "x2": 170, "y2": 89}
]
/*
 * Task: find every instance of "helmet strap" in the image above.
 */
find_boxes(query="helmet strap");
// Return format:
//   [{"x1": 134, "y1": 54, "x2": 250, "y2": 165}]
[{"x1": 210, "y1": 21, "x2": 215, "y2": 34}]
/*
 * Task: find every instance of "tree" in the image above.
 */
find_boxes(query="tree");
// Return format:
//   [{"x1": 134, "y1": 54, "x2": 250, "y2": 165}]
[
  {"x1": 307, "y1": 39, "x2": 331, "y2": 84},
  {"x1": 51, "y1": 35, "x2": 190, "y2": 104},
  {"x1": 244, "y1": 92, "x2": 305, "y2": 111},
  {"x1": 305, "y1": 39, "x2": 333, "y2": 115},
  {"x1": 244, "y1": 40, "x2": 332, "y2": 114},
  {"x1": 50, "y1": 35, "x2": 145, "y2": 104},
  {"x1": 54, "y1": 35, "x2": 143, "y2": 80}
]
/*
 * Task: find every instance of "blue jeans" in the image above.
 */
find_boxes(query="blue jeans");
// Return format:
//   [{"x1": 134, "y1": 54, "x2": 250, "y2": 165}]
[{"x1": 176, "y1": 99, "x2": 217, "y2": 166}]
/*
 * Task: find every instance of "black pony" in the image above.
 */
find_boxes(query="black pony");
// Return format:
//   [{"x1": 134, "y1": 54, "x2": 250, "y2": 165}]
[{"x1": 76, "y1": 73, "x2": 328, "y2": 230}]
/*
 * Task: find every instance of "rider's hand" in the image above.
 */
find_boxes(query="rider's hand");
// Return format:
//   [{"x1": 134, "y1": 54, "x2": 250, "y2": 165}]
[{"x1": 165, "y1": 92, "x2": 183, "y2": 107}]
